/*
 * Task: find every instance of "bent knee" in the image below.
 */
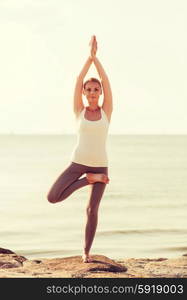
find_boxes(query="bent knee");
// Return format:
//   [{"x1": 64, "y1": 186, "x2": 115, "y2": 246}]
[{"x1": 47, "y1": 192, "x2": 57, "y2": 204}]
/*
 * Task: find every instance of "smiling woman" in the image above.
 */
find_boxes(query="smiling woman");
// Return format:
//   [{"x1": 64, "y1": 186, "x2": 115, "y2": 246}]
[
  {"x1": 83, "y1": 80, "x2": 101, "y2": 107},
  {"x1": 83, "y1": 79, "x2": 102, "y2": 107},
  {"x1": 47, "y1": 35, "x2": 113, "y2": 263}
]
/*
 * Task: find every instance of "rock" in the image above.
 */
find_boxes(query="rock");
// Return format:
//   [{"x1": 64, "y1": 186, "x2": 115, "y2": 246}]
[
  {"x1": 0, "y1": 248, "x2": 15, "y2": 254},
  {"x1": 143, "y1": 256, "x2": 187, "y2": 278},
  {"x1": 0, "y1": 247, "x2": 27, "y2": 270},
  {"x1": 58, "y1": 255, "x2": 127, "y2": 278},
  {"x1": 0, "y1": 251, "x2": 127, "y2": 278},
  {"x1": 23, "y1": 254, "x2": 127, "y2": 278},
  {"x1": 0, "y1": 256, "x2": 23, "y2": 269},
  {"x1": 117, "y1": 256, "x2": 187, "y2": 278},
  {"x1": 32, "y1": 260, "x2": 42, "y2": 264},
  {"x1": 0, "y1": 261, "x2": 21, "y2": 269},
  {"x1": 0, "y1": 248, "x2": 187, "y2": 278}
]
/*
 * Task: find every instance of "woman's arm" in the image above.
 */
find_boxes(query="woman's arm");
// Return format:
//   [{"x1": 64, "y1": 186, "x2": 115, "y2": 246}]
[
  {"x1": 73, "y1": 56, "x2": 92, "y2": 117},
  {"x1": 93, "y1": 56, "x2": 113, "y2": 120},
  {"x1": 91, "y1": 36, "x2": 113, "y2": 121}
]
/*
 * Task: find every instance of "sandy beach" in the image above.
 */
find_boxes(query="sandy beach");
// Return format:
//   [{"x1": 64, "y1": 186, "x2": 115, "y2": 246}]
[{"x1": 0, "y1": 247, "x2": 187, "y2": 278}]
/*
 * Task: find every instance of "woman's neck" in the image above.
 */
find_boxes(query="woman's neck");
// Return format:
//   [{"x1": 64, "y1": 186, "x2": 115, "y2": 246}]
[{"x1": 87, "y1": 105, "x2": 100, "y2": 112}]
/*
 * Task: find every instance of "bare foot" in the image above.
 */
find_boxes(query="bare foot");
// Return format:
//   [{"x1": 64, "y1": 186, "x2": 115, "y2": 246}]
[
  {"x1": 82, "y1": 254, "x2": 92, "y2": 263},
  {"x1": 86, "y1": 173, "x2": 109, "y2": 184}
]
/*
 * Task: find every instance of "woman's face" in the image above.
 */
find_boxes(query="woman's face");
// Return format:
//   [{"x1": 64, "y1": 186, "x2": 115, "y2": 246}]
[{"x1": 83, "y1": 82, "x2": 102, "y2": 105}]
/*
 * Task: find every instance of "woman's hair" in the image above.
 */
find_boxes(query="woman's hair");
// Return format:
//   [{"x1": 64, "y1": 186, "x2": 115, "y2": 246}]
[{"x1": 83, "y1": 77, "x2": 102, "y2": 90}]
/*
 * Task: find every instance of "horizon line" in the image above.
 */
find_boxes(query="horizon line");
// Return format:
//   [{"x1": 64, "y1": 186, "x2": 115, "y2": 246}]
[{"x1": 0, "y1": 133, "x2": 187, "y2": 136}]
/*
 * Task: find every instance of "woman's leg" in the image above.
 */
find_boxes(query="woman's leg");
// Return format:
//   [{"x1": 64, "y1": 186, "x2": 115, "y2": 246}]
[
  {"x1": 47, "y1": 162, "x2": 89, "y2": 203},
  {"x1": 83, "y1": 166, "x2": 108, "y2": 262}
]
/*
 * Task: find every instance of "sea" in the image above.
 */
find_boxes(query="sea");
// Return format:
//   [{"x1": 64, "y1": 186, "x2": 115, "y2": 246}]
[{"x1": 0, "y1": 134, "x2": 187, "y2": 260}]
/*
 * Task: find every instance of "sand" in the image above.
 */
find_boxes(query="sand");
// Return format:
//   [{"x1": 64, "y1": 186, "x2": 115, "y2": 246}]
[{"x1": 0, "y1": 247, "x2": 187, "y2": 278}]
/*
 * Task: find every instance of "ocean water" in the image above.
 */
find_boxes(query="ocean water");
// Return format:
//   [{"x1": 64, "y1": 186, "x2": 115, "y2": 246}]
[{"x1": 0, "y1": 134, "x2": 187, "y2": 260}]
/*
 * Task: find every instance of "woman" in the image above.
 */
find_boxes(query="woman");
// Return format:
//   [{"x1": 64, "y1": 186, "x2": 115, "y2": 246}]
[{"x1": 47, "y1": 35, "x2": 113, "y2": 263}]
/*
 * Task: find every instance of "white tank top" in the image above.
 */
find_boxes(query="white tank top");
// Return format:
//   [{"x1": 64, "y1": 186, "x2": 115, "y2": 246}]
[{"x1": 70, "y1": 107, "x2": 109, "y2": 167}]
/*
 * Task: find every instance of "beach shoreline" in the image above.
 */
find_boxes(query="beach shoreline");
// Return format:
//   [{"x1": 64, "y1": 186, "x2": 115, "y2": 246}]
[{"x1": 0, "y1": 247, "x2": 187, "y2": 278}]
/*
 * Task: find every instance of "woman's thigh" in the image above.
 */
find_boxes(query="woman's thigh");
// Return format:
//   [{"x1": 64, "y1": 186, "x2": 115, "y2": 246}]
[{"x1": 47, "y1": 162, "x2": 87, "y2": 199}]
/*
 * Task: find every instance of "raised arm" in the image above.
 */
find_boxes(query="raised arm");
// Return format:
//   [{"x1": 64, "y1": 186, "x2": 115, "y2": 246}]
[
  {"x1": 73, "y1": 56, "x2": 92, "y2": 118},
  {"x1": 91, "y1": 36, "x2": 113, "y2": 122}
]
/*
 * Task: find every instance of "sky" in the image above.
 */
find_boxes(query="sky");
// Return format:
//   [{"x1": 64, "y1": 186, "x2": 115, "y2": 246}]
[{"x1": 0, "y1": 0, "x2": 186, "y2": 134}]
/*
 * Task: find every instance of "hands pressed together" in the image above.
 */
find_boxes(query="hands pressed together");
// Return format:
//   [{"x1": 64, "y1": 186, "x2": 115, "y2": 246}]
[{"x1": 89, "y1": 35, "x2": 97, "y2": 59}]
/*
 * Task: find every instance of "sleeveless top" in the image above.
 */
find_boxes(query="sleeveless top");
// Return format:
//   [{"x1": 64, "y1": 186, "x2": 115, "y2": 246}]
[{"x1": 70, "y1": 107, "x2": 109, "y2": 167}]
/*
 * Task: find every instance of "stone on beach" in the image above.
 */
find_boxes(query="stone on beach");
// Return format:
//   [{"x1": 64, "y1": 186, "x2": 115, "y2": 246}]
[
  {"x1": 0, "y1": 247, "x2": 127, "y2": 278},
  {"x1": 0, "y1": 247, "x2": 187, "y2": 278},
  {"x1": 0, "y1": 247, "x2": 27, "y2": 269}
]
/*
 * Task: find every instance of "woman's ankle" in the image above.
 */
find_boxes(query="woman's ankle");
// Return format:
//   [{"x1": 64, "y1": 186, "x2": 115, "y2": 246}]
[{"x1": 82, "y1": 253, "x2": 91, "y2": 263}]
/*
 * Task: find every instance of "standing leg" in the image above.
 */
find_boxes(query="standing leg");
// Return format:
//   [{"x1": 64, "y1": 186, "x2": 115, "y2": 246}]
[
  {"x1": 47, "y1": 162, "x2": 89, "y2": 203},
  {"x1": 83, "y1": 167, "x2": 108, "y2": 262}
]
